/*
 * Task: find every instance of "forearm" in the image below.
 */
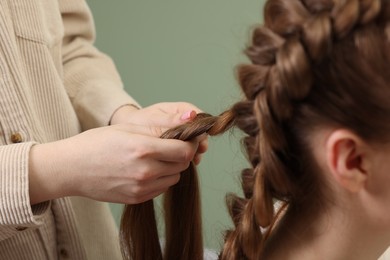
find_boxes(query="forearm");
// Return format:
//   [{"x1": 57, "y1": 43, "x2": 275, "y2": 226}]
[{"x1": 28, "y1": 141, "x2": 73, "y2": 205}]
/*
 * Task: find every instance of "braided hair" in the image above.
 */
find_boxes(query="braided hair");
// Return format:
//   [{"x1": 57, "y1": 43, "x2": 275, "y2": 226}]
[
  {"x1": 222, "y1": 0, "x2": 390, "y2": 259},
  {"x1": 119, "y1": 0, "x2": 390, "y2": 259}
]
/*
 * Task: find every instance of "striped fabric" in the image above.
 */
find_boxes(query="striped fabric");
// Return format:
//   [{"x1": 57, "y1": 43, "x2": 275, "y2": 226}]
[{"x1": 0, "y1": 0, "x2": 137, "y2": 259}]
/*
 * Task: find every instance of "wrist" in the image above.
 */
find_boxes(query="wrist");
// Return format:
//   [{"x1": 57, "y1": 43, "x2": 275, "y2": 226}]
[
  {"x1": 28, "y1": 142, "x2": 70, "y2": 205},
  {"x1": 109, "y1": 104, "x2": 140, "y2": 125}
]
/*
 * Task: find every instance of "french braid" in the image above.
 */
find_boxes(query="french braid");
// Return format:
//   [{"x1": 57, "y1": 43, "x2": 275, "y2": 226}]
[
  {"x1": 220, "y1": 0, "x2": 386, "y2": 259},
  {"x1": 119, "y1": 0, "x2": 390, "y2": 259}
]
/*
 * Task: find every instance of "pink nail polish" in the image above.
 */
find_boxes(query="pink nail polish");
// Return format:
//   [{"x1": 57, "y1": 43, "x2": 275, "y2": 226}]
[{"x1": 181, "y1": 110, "x2": 196, "y2": 120}]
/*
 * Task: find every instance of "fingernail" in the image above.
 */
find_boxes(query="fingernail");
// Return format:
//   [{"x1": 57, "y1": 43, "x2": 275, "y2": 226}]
[{"x1": 181, "y1": 110, "x2": 196, "y2": 121}]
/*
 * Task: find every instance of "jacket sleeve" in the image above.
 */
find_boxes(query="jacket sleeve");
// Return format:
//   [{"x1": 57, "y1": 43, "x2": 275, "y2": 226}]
[
  {"x1": 59, "y1": 0, "x2": 139, "y2": 130},
  {"x1": 0, "y1": 142, "x2": 50, "y2": 241}
]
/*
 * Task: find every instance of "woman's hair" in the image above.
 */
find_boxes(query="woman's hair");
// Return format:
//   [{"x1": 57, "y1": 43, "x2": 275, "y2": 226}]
[
  {"x1": 119, "y1": 112, "x2": 235, "y2": 260},
  {"x1": 120, "y1": 0, "x2": 390, "y2": 259}
]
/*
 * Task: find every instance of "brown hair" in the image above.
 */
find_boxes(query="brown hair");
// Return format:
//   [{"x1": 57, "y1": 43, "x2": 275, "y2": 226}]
[
  {"x1": 120, "y1": 0, "x2": 390, "y2": 259},
  {"x1": 119, "y1": 112, "x2": 235, "y2": 260}
]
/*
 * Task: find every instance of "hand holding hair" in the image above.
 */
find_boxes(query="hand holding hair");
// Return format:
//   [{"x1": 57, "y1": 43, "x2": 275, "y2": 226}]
[
  {"x1": 120, "y1": 111, "x2": 235, "y2": 260},
  {"x1": 28, "y1": 122, "x2": 200, "y2": 205},
  {"x1": 109, "y1": 102, "x2": 209, "y2": 164}
]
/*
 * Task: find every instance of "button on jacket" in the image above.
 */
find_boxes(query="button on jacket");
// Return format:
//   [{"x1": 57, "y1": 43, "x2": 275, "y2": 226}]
[{"x1": 0, "y1": 0, "x2": 138, "y2": 259}]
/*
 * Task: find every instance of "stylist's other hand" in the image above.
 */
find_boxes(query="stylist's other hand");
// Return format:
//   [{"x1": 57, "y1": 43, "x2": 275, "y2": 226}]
[
  {"x1": 29, "y1": 124, "x2": 199, "y2": 205},
  {"x1": 110, "y1": 102, "x2": 208, "y2": 165}
]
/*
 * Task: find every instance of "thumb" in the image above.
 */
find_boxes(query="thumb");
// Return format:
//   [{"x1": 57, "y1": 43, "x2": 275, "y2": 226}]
[
  {"x1": 155, "y1": 110, "x2": 197, "y2": 129},
  {"x1": 152, "y1": 110, "x2": 197, "y2": 137},
  {"x1": 180, "y1": 110, "x2": 197, "y2": 121},
  {"x1": 173, "y1": 110, "x2": 198, "y2": 127}
]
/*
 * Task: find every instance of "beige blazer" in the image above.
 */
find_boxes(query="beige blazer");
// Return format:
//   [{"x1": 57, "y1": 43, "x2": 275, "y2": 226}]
[{"x1": 0, "y1": 0, "x2": 138, "y2": 259}]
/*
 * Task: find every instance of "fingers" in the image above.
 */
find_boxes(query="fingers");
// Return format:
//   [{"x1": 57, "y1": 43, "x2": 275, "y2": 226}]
[
  {"x1": 146, "y1": 137, "x2": 199, "y2": 163},
  {"x1": 125, "y1": 173, "x2": 182, "y2": 204},
  {"x1": 116, "y1": 124, "x2": 207, "y2": 165},
  {"x1": 114, "y1": 123, "x2": 168, "y2": 138},
  {"x1": 113, "y1": 126, "x2": 200, "y2": 162},
  {"x1": 193, "y1": 154, "x2": 203, "y2": 165},
  {"x1": 151, "y1": 109, "x2": 197, "y2": 128},
  {"x1": 127, "y1": 188, "x2": 166, "y2": 204},
  {"x1": 132, "y1": 159, "x2": 191, "y2": 182},
  {"x1": 149, "y1": 173, "x2": 181, "y2": 192},
  {"x1": 116, "y1": 101, "x2": 205, "y2": 136},
  {"x1": 148, "y1": 102, "x2": 202, "y2": 127},
  {"x1": 196, "y1": 134, "x2": 208, "y2": 154},
  {"x1": 194, "y1": 134, "x2": 208, "y2": 165},
  {"x1": 152, "y1": 102, "x2": 203, "y2": 114}
]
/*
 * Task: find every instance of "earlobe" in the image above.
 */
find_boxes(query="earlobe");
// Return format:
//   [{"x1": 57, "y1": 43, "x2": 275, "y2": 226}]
[{"x1": 326, "y1": 130, "x2": 368, "y2": 193}]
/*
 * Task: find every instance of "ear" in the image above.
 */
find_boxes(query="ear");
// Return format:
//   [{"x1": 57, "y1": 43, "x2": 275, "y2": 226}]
[{"x1": 326, "y1": 129, "x2": 369, "y2": 193}]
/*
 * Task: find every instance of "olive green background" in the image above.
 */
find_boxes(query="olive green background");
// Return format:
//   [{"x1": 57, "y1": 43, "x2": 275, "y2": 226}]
[{"x1": 87, "y1": 0, "x2": 265, "y2": 251}]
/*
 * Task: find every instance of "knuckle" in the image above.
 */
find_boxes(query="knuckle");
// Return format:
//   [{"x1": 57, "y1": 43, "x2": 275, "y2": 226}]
[
  {"x1": 172, "y1": 174, "x2": 181, "y2": 185},
  {"x1": 133, "y1": 147, "x2": 151, "y2": 159},
  {"x1": 124, "y1": 198, "x2": 134, "y2": 205},
  {"x1": 131, "y1": 185, "x2": 145, "y2": 196},
  {"x1": 134, "y1": 168, "x2": 153, "y2": 182},
  {"x1": 123, "y1": 196, "x2": 136, "y2": 205},
  {"x1": 127, "y1": 196, "x2": 145, "y2": 204},
  {"x1": 199, "y1": 140, "x2": 209, "y2": 152},
  {"x1": 137, "y1": 197, "x2": 148, "y2": 204},
  {"x1": 182, "y1": 161, "x2": 191, "y2": 170},
  {"x1": 133, "y1": 172, "x2": 144, "y2": 182},
  {"x1": 137, "y1": 194, "x2": 153, "y2": 204},
  {"x1": 175, "y1": 161, "x2": 190, "y2": 173},
  {"x1": 183, "y1": 147, "x2": 196, "y2": 162}
]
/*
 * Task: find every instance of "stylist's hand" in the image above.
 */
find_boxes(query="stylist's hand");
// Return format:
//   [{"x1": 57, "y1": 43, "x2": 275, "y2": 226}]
[
  {"x1": 110, "y1": 102, "x2": 208, "y2": 165},
  {"x1": 29, "y1": 123, "x2": 198, "y2": 205}
]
